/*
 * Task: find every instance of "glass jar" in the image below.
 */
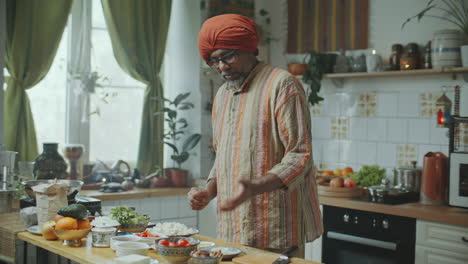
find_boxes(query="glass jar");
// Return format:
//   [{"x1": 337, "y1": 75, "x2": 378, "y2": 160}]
[
  {"x1": 389, "y1": 44, "x2": 403, "y2": 70},
  {"x1": 92, "y1": 227, "x2": 116, "y2": 247},
  {"x1": 33, "y1": 143, "x2": 68, "y2": 180}
]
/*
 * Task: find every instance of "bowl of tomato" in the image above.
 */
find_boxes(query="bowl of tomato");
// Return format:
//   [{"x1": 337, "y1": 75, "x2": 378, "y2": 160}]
[
  {"x1": 154, "y1": 236, "x2": 200, "y2": 263},
  {"x1": 135, "y1": 229, "x2": 167, "y2": 246}
]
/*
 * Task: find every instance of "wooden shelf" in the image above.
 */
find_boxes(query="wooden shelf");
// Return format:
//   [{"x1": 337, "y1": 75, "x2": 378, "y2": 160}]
[{"x1": 323, "y1": 67, "x2": 468, "y2": 80}]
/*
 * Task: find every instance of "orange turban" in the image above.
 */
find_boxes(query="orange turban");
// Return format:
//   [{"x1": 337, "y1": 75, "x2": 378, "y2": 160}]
[{"x1": 198, "y1": 14, "x2": 259, "y2": 62}]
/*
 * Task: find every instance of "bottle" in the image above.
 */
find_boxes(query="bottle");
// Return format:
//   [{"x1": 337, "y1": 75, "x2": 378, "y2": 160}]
[
  {"x1": 33, "y1": 143, "x2": 68, "y2": 180},
  {"x1": 389, "y1": 44, "x2": 403, "y2": 70},
  {"x1": 423, "y1": 41, "x2": 432, "y2": 69}
]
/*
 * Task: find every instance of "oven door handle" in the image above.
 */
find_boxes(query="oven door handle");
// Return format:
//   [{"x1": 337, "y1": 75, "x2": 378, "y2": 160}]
[{"x1": 327, "y1": 231, "x2": 397, "y2": 251}]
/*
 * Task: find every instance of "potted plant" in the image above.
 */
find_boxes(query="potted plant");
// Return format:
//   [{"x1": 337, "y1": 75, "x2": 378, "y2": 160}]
[
  {"x1": 155, "y1": 92, "x2": 201, "y2": 187},
  {"x1": 401, "y1": 0, "x2": 468, "y2": 66},
  {"x1": 302, "y1": 50, "x2": 337, "y2": 106}
]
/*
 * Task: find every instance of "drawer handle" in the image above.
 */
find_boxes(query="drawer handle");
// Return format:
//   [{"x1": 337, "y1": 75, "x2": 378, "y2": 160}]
[{"x1": 463, "y1": 237, "x2": 468, "y2": 243}]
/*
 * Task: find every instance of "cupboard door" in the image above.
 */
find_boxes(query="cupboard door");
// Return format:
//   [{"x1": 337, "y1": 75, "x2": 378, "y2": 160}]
[
  {"x1": 416, "y1": 220, "x2": 468, "y2": 254},
  {"x1": 416, "y1": 245, "x2": 468, "y2": 264}
]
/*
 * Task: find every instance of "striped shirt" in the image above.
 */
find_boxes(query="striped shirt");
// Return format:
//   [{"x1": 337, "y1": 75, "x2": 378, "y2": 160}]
[{"x1": 209, "y1": 62, "x2": 323, "y2": 249}]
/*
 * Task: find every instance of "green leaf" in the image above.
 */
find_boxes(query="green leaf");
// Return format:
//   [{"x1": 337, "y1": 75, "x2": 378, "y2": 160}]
[
  {"x1": 164, "y1": 142, "x2": 179, "y2": 155},
  {"x1": 171, "y1": 152, "x2": 189, "y2": 168},
  {"x1": 173, "y1": 92, "x2": 191, "y2": 106},
  {"x1": 168, "y1": 110, "x2": 177, "y2": 119},
  {"x1": 182, "y1": 134, "x2": 201, "y2": 152}
]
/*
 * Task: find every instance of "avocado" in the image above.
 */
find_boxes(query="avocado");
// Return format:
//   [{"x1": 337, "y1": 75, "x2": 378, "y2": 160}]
[{"x1": 57, "y1": 204, "x2": 88, "y2": 220}]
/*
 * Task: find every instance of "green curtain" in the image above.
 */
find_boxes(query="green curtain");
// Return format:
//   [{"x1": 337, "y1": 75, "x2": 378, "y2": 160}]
[
  {"x1": 101, "y1": 0, "x2": 172, "y2": 175},
  {"x1": 4, "y1": 0, "x2": 73, "y2": 161}
]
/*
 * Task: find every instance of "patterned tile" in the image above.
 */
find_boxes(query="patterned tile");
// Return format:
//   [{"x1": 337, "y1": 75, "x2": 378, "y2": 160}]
[
  {"x1": 419, "y1": 92, "x2": 442, "y2": 117},
  {"x1": 331, "y1": 117, "x2": 349, "y2": 139},
  {"x1": 397, "y1": 144, "x2": 417, "y2": 166},
  {"x1": 358, "y1": 92, "x2": 377, "y2": 117},
  {"x1": 310, "y1": 101, "x2": 324, "y2": 116}
]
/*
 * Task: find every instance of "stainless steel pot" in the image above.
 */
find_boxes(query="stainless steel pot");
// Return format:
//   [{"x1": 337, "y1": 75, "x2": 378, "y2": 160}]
[{"x1": 396, "y1": 161, "x2": 422, "y2": 192}]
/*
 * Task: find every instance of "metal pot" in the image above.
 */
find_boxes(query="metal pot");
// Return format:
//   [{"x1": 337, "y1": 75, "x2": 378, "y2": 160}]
[{"x1": 396, "y1": 161, "x2": 422, "y2": 192}]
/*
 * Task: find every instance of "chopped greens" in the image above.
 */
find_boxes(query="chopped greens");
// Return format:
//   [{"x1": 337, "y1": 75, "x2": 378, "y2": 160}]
[{"x1": 110, "y1": 206, "x2": 149, "y2": 225}]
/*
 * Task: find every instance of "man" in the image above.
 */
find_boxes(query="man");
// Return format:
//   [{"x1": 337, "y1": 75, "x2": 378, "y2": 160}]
[{"x1": 188, "y1": 14, "x2": 322, "y2": 257}]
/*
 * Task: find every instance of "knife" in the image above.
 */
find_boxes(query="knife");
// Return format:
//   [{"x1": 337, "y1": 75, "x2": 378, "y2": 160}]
[{"x1": 272, "y1": 246, "x2": 298, "y2": 264}]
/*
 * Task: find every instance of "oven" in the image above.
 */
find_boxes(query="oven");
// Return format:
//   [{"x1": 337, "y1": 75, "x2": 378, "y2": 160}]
[
  {"x1": 449, "y1": 152, "x2": 468, "y2": 208},
  {"x1": 322, "y1": 205, "x2": 415, "y2": 264}
]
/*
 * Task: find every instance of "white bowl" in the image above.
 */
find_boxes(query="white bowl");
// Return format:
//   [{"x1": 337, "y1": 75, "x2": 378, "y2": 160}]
[
  {"x1": 111, "y1": 235, "x2": 140, "y2": 251},
  {"x1": 198, "y1": 241, "x2": 216, "y2": 249},
  {"x1": 115, "y1": 242, "x2": 149, "y2": 257}
]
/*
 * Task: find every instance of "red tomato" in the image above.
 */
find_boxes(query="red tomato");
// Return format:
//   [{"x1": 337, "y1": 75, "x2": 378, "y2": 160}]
[
  {"x1": 168, "y1": 242, "x2": 176, "y2": 247},
  {"x1": 158, "y1": 239, "x2": 169, "y2": 246},
  {"x1": 176, "y1": 239, "x2": 188, "y2": 246},
  {"x1": 186, "y1": 243, "x2": 194, "y2": 247},
  {"x1": 136, "y1": 233, "x2": 145, "y2": 237}
]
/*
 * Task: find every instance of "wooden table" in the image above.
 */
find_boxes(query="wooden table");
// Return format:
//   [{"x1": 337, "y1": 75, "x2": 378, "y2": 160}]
[{"x1": 17, "y1": 232, "x2": 319, "y2": 264}]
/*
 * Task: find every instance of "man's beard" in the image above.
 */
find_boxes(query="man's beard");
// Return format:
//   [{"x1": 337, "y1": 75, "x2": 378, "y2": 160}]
[{"x1": 222, "y1": 70, "x2": 248, "y2": 90}]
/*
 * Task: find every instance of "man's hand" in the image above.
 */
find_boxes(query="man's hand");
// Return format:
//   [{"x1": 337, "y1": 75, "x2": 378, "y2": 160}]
[
  {"x1": 188, "y1": 187, "x2": 212, "y2": 210},
  {"x1": 220, "y1": 174, "x2": 284, "y2": 211},
  {"x1": 220, "y1": 179, "x2": 253, "y2": 211}
]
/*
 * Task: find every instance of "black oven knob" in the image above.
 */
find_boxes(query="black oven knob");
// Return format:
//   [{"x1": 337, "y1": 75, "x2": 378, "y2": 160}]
[
  {"x1": 382, "y1": 219, "x2": 390, "y2": 229},
  {"x1": 343, "y1": 214, "x2": 350, "y2": 223},
  {"x1": 372, "y1": 219, "x2": 377, "y2": 228},
  {"x1": 353, "y1": 216, "x2": 359, "y2": 224}
]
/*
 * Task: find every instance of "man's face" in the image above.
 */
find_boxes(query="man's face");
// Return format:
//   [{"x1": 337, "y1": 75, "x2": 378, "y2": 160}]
[{"x1": 207, "y1": 49, "x2": 251, "y2": 85}]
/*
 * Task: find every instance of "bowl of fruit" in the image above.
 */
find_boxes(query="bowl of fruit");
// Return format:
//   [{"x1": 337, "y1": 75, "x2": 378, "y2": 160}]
[
  {"x1": 155, "y1": 236, "x2": 200, "y2": 263},
  {"x1": 317, "y1": 167, "x2": 361, "y2": 198},
  {"x1": 52, "y1": 204, "x2": 92, "y2": 246}
]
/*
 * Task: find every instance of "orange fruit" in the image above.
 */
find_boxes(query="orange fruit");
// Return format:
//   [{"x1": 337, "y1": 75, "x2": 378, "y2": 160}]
[
  {"x1": 55, "y1": 217, "x2": 78, "y2": 230},
  {"x1": 54, "y1": 214, "x2": 65, "y2": 222},
  {"x1": 343, "y1": 167, "x2": 354, "y2": 173},
  {"x1": 322, "y1": 170, "x2": 334, "y2": 176},
  {"x1": 77, "y1": 219, "x2": 91, "y2": 229}
]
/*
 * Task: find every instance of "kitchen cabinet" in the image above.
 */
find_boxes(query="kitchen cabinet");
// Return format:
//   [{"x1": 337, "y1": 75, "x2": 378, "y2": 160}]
[{"x1": 415, "y1": 220, "x2": 468, "y2": 264}]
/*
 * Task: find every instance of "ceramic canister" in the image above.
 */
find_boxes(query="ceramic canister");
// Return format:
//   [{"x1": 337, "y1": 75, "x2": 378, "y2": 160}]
[{"x1": 432, "y1": 29, "x2": 463, "y2": 68}]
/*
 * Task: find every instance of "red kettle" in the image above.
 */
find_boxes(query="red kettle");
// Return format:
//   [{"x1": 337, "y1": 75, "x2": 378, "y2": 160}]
[{"x1": 421, "y1": 152, "x2": 448, "y2": 205}]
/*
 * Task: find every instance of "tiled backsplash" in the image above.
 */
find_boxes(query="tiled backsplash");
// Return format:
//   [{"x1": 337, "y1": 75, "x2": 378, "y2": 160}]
[{"x1": 310, "y1": 76, "x2": 461, "y2": 178}]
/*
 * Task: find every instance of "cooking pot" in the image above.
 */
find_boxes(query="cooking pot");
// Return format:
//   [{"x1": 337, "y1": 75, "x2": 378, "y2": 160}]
[{"x1": 396, "y1": 161, "x2": 422, "y2": 192}]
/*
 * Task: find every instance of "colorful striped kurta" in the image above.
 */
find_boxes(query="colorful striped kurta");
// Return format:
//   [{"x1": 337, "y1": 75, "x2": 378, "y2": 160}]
[{"x1": 209, "y1": 63, "x2": 323, "y2": 249}]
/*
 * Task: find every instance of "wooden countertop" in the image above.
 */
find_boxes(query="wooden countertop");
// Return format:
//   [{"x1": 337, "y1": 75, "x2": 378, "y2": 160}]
[
  {"x1": 80, "y1": 187, "x2": 190, "y2": 201},
  {"x1": 17, "y1": 232, "x2": 319, "y2": 264},
  {"x1": 319, "y1": 196, "x2": 468, "y2": 227}
]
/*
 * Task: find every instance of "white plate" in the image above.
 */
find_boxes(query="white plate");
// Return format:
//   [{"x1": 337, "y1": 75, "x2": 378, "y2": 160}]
[
  {"x1": 208, "y1": 246, "x2": 242, "y2": 259},
  {"x1": 27, "y1": 225, "x2": 42, "y2": 235}
]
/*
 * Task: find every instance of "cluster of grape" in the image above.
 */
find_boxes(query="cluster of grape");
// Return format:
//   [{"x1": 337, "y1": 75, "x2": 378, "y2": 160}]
[{"x1": 349, "y1": 165, "x2": 386, "y2": 187}]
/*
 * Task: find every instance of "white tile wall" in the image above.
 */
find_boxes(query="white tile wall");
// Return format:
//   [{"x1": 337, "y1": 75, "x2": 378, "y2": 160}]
[{"x1": 310, "y1": 82, "x2": 454, "y2": 176}]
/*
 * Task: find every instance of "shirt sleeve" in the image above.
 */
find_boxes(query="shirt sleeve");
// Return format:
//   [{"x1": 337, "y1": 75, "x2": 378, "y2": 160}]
[{"x1": 266, "y1": 79, "x2": 314, "y2": 191}]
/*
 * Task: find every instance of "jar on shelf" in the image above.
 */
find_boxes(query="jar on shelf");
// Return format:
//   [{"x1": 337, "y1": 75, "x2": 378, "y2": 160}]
[
  {"x1": 400, "y1": 43, "x2": 420, "y2": 70},
  {"x1": 389, "y1": 44, "x2": 403, "y2": 70},
  {"x1": 33, "y1": 143, "x2": 68, "y2": 180}
]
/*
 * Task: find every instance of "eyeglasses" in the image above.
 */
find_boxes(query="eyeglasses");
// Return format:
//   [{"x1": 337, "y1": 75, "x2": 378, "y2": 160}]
[{"x1": 206, "y1": 50, "x2": 239, "y2": 68}]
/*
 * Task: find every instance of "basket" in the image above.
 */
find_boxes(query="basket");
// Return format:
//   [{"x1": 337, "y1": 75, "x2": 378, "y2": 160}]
[{"x1": 317, "y1": 183, "x2": 362, "y2": 198}]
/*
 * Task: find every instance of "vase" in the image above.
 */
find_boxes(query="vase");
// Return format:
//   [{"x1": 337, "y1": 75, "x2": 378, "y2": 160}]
[
  {"x1": 34, "y1": 143, "x2": 68, "y2": 180},
  {"x1": 432, "y1": 29, "x2": 463, "y2": 69}
]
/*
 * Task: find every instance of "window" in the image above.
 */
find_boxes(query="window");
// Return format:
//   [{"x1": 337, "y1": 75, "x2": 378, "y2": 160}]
[{"x1": 24, "y1": 2, "x2": 145, "y2": 164}]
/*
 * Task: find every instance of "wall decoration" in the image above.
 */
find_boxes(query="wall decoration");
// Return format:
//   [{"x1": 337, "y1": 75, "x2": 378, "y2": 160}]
[
  {"x1": 358, "y1": 92, "x2": 377, "y2": 117},
  {"x1": 287, "y1": 0, "x2": 369, "y2": 53},
  {"x1": 331, "y1": 117, "x2": 348, "y2": 139},
  {"x1": 397, "y1": 144, "x2": 417, "y2": 167},
  {"x1": 419, "y1": 92, "x2": 442, "y2": 117}
]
